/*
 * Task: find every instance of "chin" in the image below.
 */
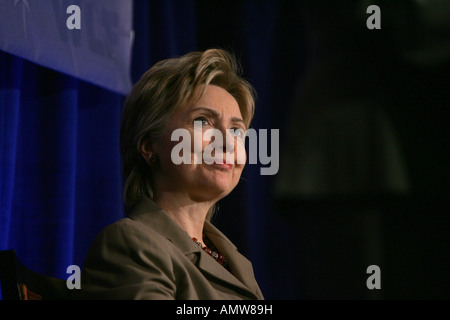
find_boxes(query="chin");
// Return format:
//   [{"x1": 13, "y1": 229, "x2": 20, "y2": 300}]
[
  {"x1": 191, "y1": 180, "x2": 236, "y2": 202},
  {"x1": 206, "y1": 183, "x2": 234, "y2": 198},
  {"x1": 187, "y1": 165, "x2": 242, "y2": 201}
]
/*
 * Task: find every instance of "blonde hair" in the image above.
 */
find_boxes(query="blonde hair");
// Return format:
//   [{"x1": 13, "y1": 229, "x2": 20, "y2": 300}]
[{"x1": 120, "y1": 49, "x2": 255, "y2": 212}]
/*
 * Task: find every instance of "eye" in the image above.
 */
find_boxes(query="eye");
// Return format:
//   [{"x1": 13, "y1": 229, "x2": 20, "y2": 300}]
[
  {"x1": 230, "y1": 127, "x2": 245, "y2": 139},
  {"x1": 194, "y1": 116, "x2": 210, "y2": 126}
]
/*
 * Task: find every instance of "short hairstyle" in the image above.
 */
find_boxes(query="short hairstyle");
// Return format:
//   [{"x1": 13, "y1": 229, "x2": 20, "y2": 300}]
[{"x1": 120, "y1": 49, "x2": 256, "y2": 212}]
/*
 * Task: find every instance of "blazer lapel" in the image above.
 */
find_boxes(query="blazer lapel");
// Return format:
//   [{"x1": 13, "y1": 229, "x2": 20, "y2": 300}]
[
  {"x1": 203, "y1": 222, "x2": 262, "y2": 299},
  {"x1": 195, "y1": 247, "x2": 258, "y2": 298},
  {"x1": 127, "y1": 197, "x2": 261, "y2": 299}
]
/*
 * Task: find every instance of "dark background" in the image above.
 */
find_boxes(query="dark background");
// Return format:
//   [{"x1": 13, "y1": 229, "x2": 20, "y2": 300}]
[{"x1": 1, "y1": 0, "x2": 449, "y2": 299}]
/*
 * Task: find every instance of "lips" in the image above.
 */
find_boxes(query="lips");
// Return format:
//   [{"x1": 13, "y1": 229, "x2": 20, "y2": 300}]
[
  {"x1": 210, "y1": 157, "x2": 234, "y2": 170},
  {"x1": 203, "y1": 155, "x2": 234, "y2": 167},
  {"x1": 212, "y1": 162, "x2": 233, "y2": 170}
]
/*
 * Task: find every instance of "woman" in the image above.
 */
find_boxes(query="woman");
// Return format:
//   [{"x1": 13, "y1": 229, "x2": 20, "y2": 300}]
[{"x1": 78, "y1": 49, "x2": 264, "y2": 300}]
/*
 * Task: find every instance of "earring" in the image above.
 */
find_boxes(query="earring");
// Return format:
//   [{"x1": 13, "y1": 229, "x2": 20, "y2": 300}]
[{"x1": 149, "y1": 155, "x2": 160, "y2": 168}]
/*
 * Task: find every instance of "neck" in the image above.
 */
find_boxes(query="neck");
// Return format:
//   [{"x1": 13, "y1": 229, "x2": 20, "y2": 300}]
[{"x1": 153, "y1": 192, "x2": 214, "y2": 246}]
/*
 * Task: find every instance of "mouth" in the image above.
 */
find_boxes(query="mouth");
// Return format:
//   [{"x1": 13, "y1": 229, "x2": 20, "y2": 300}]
[
  {"x1": 202, "y1": 155, "x2": 234, "y2": 170},
  {"x1": 211, "y1": 162, "x2": 233, "y2": 170}
]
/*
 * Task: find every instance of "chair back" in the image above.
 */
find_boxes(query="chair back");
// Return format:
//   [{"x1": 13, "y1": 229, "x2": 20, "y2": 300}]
[{"x1": 0, "y1": 250, "x2": 72, "y2": 300}]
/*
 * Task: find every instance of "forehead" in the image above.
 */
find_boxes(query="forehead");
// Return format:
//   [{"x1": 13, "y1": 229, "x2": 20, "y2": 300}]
[{"x1": 185, "y1": 85, "x2": 242, "y2": 117}]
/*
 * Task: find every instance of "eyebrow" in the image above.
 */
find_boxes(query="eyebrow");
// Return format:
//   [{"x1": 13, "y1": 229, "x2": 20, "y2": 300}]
[{"x1": 191, "y1": 107, "x2": 246, "y2": 127}]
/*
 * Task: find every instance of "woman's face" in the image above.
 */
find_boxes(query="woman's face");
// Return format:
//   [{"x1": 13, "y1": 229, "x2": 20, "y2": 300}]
[{"x1": 152, "y1": 85, "x2": 247, "y2": 203}]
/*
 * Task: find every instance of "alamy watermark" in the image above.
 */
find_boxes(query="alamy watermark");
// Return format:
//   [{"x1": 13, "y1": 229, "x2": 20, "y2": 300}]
[
  {"x1": 66, "y1": 265, "x2": 81, "y2": 289},
  {"x1": 366, "y1": 265, "x2": 381, "y2": 290},
  {"x1": 66, "y1": 5, "x2": 81, "y2": 30},
  {"x1": 170, "y1": 121, "x2": 279, "y2": 175},
  {"x1": 366, "y1": 5, "x2": 381, "y2": 30}
]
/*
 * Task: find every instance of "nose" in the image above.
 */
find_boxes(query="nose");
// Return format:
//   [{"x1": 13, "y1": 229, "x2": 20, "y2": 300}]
[
  {"x1": 223, "y1": 129, "x2": 235, "y2": 154},
  {"x1": 206, "y1": 122, "x2": 246, "y2": 165},
  {"x1": 210, "y1": 126, "x2": 235, "y2": 165},
  {"x1": 222, "y1": 126, "x2": 247, "y2": 165}
]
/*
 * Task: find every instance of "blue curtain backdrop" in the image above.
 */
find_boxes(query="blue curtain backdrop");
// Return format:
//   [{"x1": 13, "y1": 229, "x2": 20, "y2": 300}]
[{"x1": 0, "y1": 0, "x2": 307, "y2": 299}]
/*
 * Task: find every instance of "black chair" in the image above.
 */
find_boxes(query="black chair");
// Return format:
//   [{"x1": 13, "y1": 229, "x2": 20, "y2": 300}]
[{"x1": 0, "y1": 250, "x2": 72, "y2": 300}]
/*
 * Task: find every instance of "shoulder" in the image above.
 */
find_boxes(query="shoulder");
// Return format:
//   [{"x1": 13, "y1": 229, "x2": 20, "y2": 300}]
[
  {"x1": 79, "y1": 217, "x2": 180, "y2": 299},
  {"x1": 82, "y1": 217, "x2": 180, "y2": 285},
  {"x1": 88, "y1": 217, "x2": 172, "y2": 255}
]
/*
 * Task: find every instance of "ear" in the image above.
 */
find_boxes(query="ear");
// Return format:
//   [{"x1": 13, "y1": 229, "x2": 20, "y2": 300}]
[{"x1": 140, "y1": 139, "x2": 157, "y2": 164}]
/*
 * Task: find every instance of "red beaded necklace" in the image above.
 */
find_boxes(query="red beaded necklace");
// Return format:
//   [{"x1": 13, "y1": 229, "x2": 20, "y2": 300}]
[{"x1": 192, "y1": 237, "x2": 228, "y2": 267}]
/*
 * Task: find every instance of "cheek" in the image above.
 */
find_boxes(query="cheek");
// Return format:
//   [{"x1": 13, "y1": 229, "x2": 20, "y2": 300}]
[
  {"x1": 160, "y1": 129, "x2": 197, "y2": 165},
  {"x1": 234, "y1": 163, "x2": 245, "y2": 176}
]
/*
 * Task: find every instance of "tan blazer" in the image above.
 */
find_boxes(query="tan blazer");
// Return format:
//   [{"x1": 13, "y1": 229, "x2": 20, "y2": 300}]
[{"x1": 77, "y1": 197, "x2": 264, "y2": 300}]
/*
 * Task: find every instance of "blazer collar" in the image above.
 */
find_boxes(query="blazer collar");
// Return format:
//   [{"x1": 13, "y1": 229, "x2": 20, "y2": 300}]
[{"x1": 127, "y1": 197, "x2": 260, "y2": 299}]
